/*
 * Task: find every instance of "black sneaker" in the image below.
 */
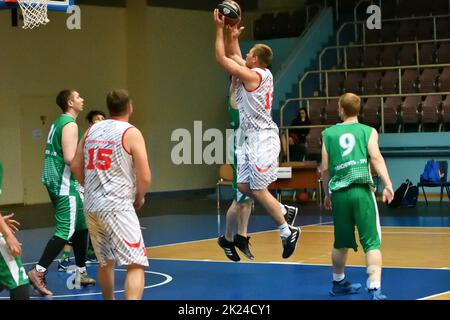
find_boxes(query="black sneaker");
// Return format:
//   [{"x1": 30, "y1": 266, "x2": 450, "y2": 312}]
[
  {"x1": 218, "y1": 236, "x2": 240, "y2": 262},
  {"x1": 234, "y1": 234, "x2": 254, "y2": 260},
  {"x1": 284, "y1": 204, "x2": 298, "y2": 226},
  {"x1": 282, "y1": 226, "x2": 301, "y2": 259}
]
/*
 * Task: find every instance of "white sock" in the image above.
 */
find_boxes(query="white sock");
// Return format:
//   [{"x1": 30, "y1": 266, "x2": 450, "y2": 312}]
[
  {"x1": 77, "y1": 266, "x2": 87, "y2": 273},
  {"x1": 279, "y1": 203, "x2": 287, "y2": 215},
  {"x1": 35, "y1": 265, "x2": 46, "y2": 273},
  {"x1": 333, "y1": 273, "x2": 345, "y2": 282},
  {"x1": 367, "y1": 279, "x2": 381, "y2": 290},
  {"x1": 279, "y1": 223, "x2": 291, "y2": 238}
]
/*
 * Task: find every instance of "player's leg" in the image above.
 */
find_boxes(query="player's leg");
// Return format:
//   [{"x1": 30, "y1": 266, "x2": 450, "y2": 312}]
[
  {"x1": 353, "y1": 186, "x2": 386, "y2": 300},
  {"x1": 0, "y1": 240, "x2": 30, "y2": 300},
  {"x1": 329, "y1": 187, "x2": 362, "y2": 296},
  {"x1": 28, "y1": 193, "x2": 72, "y2": 296},
  {"x1": 70, "y1": 193, "x2": 95, "y2": 285},
  {"x1": 58, "y1": 243, "x2": 73, "y2": 272},
  {"x1": 124, "y1": 264, "x2": 145, "y2": 300},
  {"x1": 104, "y1": 210, "x2": 148, "y2": 300},
  {"x1": 98, "y1": 259, "x2": 116, "y2": 300},
  {"x1": 233, "y1": 198, "x2": 254, "y2": 260}
]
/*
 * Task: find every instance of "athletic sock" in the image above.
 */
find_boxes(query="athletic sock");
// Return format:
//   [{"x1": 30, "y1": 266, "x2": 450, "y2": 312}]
[
  {"x1": 333, "y1": 273, "x2": 345, "y2": 282},
  {"x1": 279, "y1": 203, "x2": 287, "y2": 215},
  {"x1": 278, "y1": 223, "x2": 291, "y2": 238},
  {"x1": 35, "y1": 265, "x2": 47, "y2": 273}
]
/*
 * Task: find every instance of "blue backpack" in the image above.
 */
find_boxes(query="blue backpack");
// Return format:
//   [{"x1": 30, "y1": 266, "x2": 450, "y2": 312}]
[{"x1": 420, "y1": 160, "x2": 441, "y2": 183}]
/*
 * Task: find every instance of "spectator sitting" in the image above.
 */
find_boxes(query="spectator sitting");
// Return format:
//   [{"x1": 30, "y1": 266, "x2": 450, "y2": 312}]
[{"x1": 281, "y1": 107, "x2": 311, "y2": 161}]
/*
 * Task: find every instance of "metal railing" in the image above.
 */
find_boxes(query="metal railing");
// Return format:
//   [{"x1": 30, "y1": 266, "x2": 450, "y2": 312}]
[
  {"x1": 280, "y1": 91, "x2": 450, "y2": 161},
  {"x1": 319, "y1": 38, "x2": 450, "y2": 74},
  {"x1": 336, "y1": 14, "x2": 450, "y2": 62},
  {"x1": 298, "y1": 62, "x2": 450, "y2": 99}
]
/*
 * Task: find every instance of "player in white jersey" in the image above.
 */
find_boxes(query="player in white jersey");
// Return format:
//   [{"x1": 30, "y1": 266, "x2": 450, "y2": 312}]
[
  {"x1": 214, "y1": 10, "x2": 300, "y2": 259},
  {"x1": 71, "y1": 90, "x2": 151, "y2": 300}
]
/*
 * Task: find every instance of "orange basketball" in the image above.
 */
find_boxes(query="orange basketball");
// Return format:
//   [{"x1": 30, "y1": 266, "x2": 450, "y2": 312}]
[{"x1": 296, "y1": 191, "x2": 309, "y2": 203}]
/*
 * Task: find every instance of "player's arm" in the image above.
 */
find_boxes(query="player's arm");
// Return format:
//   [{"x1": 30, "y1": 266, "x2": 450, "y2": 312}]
[
  {"x1": 0, "y1": 214, "x2": 21, "y2": 257},
  {"x1": 225, "y1": 23, "x2": 246, "y2": 66},
  {"x1": 71, "y1": 133, "x2": 87, "y2": 186},
  {"x1": 368, "y1": 129, "x2": 394, "y2": 203},
  {"x1": 124, "y1": 128, "x2": 151, "y2": 211},
  {"x1": 214, "y1": 9, "x2": 260, "y2": 90},
  {"x1": 320, "y1": 141, "x2": 332, "y2": 210},
  {"x1": 61, "y1": 122, "x2": 79, "y2": 166}
]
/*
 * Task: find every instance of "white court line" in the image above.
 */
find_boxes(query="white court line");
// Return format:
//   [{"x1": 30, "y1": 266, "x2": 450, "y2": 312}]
[
  {"x1": 1, "y1": 261, "x2": 173, "y2": 300},
  {"x1": 148, "y1": 257, "x2": 450, "y2": 271},
  {"x1": 148, "y1": 220, "x2": 334, "y2": 249},
  {"x1": 148, "y1": 223, "x2": 450, "y2": 249},
  {"x1": 301, "y1": 230, "x2": 450, "y2": 235},
  {"x1": 418, "y1": 291, "x2": 450, "y2": 300}
]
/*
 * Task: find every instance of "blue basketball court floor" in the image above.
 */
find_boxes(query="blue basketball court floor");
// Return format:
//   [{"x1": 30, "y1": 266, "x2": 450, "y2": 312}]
[{"x1": 1, "y1": 205, "x2": 450, "y2": 300}]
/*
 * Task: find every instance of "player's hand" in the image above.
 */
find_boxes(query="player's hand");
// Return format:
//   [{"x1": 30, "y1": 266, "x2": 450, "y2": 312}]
[
  {"x1": 134, "y1": 197, "x2": 145, "y2": 211},
  {"x1": 213, "y1": 9, "x2": 225, "y2": 28},
  {"x1": 382, "y1": 185, "x2": 394, "y2": 204},
  {"x1": 324, "y1": 195, "x2": 332, "y2": 210},
  {"x1": 226, "y1": 23, "x2": 244, "y2": 38},
  {"x1": 4, "y1": 213, "x2": 20, "y2": 233},
  {"x1": 5, "y1": 234, "x2": 22, "y2": 257}
]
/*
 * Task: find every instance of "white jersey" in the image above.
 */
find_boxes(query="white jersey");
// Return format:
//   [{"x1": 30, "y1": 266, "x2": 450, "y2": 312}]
[
  {"x1": 235, "y1": 67, "x2": 278, "y2": 132},
  {"x1": 83, "y1": 119, "x2": 136, "y2": 212}
]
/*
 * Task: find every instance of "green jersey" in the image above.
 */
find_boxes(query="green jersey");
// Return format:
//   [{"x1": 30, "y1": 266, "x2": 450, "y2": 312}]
[
  {"x1": 228, "y1": 97, "x2": 240, "y2": 130},
  {"x1": 41, "y1": 114, "x2": 80, "y2": 196},
  {"x1": 322, "y1": 122, "x2": 374, "y2": 192}
]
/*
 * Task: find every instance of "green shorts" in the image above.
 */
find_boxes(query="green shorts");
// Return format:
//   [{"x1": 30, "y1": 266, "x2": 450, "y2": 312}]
[
  {"x1": 0, "y1": 235, "x2": 29, "y2": 290},
  {"x1": 331, "y1": 184, "x2": 381, "y2": 253},
  {"x1": 48, "y1": 190, "x2": 87, "y2": 241}
]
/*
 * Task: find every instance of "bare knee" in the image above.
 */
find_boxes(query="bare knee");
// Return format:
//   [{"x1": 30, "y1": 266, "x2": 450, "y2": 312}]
[{"x1": 235, "y1": 200, "x2": 253, "y2": 212}]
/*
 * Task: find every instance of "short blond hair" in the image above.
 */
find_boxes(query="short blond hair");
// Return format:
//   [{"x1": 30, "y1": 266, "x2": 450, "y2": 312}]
[
  {"x1": 252, "y1": 44, "x2": 273, "y2": 68},
  {"x1": 339, "y1": 93, "x2": 361, "y2": 117}
]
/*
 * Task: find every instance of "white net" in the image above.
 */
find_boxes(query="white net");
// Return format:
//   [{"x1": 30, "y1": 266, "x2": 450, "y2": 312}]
[{"x1": 16, "y1": 0, "x2": 50, "y2": 29}]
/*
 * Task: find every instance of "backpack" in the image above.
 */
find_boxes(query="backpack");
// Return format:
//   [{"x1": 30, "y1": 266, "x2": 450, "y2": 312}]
[
  {"x1": 388, "y1": 179, "x2": 419, "y2": 208},
  {"x1": 420, "y1": 160, "x2": 441, "y2": 183}
]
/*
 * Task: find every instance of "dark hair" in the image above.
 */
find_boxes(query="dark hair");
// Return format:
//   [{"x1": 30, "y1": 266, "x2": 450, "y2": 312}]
[
  {"x1": 106, "y1": 90, "x2": 131, "y2": 116},
  {"x1": 56, "y1": 89, "x2": 74, "y2": 112},
  {"x1": 298, "y1": 107, "x2": 310, "y2": 123},
  {"x1": 86, "y1": 110, "x2": 106, "y2": 124}
]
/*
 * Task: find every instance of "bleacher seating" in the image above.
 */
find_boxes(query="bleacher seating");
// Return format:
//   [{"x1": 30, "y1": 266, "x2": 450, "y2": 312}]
[{"x1": 283, "y1": 1, "x2": 450, "y2": 160}]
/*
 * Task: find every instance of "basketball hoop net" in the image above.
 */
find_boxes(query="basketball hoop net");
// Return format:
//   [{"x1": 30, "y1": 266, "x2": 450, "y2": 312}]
[{"x1": 16, "y1": 0, "x2": 49, "y2": 29}]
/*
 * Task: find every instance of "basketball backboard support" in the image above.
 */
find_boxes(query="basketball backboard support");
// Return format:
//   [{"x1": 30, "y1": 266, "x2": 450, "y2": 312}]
[{"x1": 0, "y1": 0, "x2": 74, "y2": 11}]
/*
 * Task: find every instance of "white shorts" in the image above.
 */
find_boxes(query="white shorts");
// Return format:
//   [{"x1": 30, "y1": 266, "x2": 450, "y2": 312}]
[
  {"x1": 85, "y1": 211, "x2": 149, "y2": 267},
  {"x1": 236, "y1": 129, "x2": 280, "y2": 190}
]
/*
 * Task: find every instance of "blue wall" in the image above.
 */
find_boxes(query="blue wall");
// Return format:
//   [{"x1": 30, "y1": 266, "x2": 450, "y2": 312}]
[
  {"x1": 240, "y1": 37, "x2": 299, "y2": 76},
  {"x1": 240, "y1": 8, "x2": 334, "y2": 124},
  {"x1": 379, "y1": 132, "x2": 450, "y2": 200}
]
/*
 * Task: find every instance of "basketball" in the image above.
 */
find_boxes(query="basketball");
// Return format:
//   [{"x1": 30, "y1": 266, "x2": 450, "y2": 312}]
[
  {"x1": 296, "y1": 191, "x2": 309, "y2": 203},
  {"x1": 217, "y1": 1, "x2": 241, "y2": 26}
]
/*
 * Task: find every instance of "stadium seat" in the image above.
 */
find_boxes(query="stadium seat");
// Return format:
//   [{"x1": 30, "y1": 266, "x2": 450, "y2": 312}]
[
  {"x1": 323, "y1": 99, "x2": 340, "y2": 125},
  {"x1": 361, "y1": 71, "x2": 382, "y2": 95},
  {"x1": 379, "y1": 70, "x2": 399, "y2": 94},
  {"x1": 418, "y1": 68, "x2": 439, "y2": 93},
  {"x1": 418, "y1": 43, "x2": 437, "y2": 65},
  {"x1": 401, "y1": 96, "x2": 422, "y2": 132},
  {"x1": 308, "y1": 99, "x2": 325, "y2": 125},
  {"x1": 420, "y1": 95, "x2": 442, "y2": 131}
]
